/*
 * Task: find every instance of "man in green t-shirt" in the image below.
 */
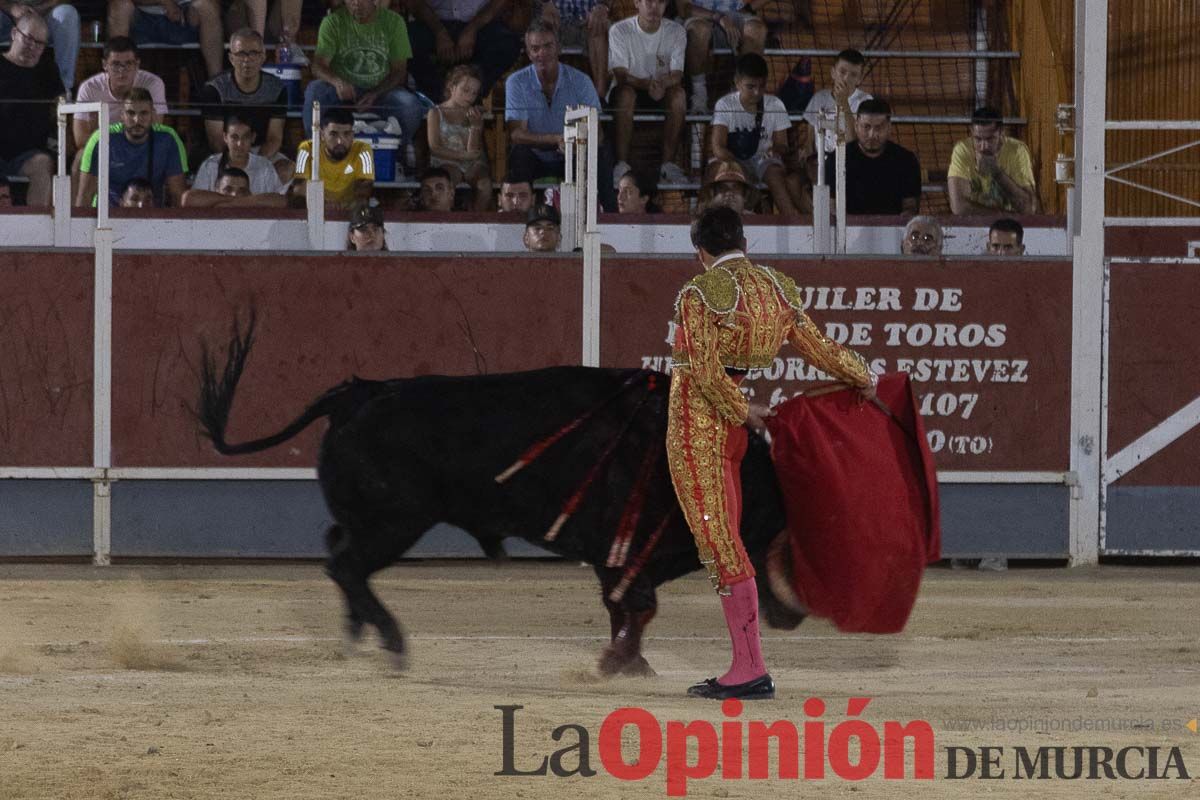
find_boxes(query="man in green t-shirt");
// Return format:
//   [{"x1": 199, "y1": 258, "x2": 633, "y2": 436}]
[{"x1": 303, "y1": 0, "x2": 425, "y2": 157}]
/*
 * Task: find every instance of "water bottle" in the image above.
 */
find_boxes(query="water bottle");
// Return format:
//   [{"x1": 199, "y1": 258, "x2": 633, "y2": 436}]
[{"x1": 276, "y1": 29, "x2": 295, "y2": 64}]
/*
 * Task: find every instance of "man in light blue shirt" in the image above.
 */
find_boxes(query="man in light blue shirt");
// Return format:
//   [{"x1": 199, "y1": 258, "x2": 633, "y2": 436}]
[{"x1": 504, "y1": 18, "x2": 615, "y2": 211}]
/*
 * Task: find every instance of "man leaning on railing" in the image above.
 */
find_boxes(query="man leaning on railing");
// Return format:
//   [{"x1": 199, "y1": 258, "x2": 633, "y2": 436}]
[{"x1": 947, "y1": 106, "x2": 1037, "y2": 216}]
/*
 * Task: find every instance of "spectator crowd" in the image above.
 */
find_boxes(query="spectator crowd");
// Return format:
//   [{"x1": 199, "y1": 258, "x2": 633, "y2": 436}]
[{"x1": 0, "y1": 0, "x2": 1040, "y2": 254}]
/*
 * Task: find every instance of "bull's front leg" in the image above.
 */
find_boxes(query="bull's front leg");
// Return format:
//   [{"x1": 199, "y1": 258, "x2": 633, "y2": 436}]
[{"x1": 597, "y1": 573, "x2": 658, "y2": 677}]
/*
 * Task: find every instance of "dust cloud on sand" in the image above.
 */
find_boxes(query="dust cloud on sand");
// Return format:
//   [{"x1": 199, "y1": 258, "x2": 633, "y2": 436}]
[
  {"x1": 0, "y1": 615, "x2": 37, "y2": 675},
  {"x1": 106, "y1": 583, "x2": 185, "y2": 671}
]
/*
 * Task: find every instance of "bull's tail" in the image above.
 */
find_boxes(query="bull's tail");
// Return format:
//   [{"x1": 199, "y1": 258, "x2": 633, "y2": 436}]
[{"x1": 197, "y1": 310, "x2": 350, "y2": 456}]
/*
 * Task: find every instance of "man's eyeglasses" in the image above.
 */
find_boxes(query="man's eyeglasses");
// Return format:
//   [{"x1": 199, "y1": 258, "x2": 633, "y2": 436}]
[
  {"x1": 907, "y1": 231, "x2": 939, "y2": 244},
  {"x1": 230, "y1": 50, "x2": 265, "y2": 60},
  {"x1": 15, "y1": 28, "x2": 50, "y2": 47},
  {"x1": 106, "y1": 60, "x2": 138, "y2": 72}
]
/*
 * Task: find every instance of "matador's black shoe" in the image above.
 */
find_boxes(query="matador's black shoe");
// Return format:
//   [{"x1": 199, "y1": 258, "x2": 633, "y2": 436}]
[{"x1": 686, "y1": 674, "x2": 775, "y2": 700}]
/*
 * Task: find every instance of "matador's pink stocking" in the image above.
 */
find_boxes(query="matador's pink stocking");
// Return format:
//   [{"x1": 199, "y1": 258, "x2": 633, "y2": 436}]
[{"x1": 718, "y1": 578, "x2": 767, "y2": 685}]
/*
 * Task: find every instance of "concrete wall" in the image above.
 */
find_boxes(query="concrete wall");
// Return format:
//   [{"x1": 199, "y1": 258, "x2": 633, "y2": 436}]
[{"x1": 0, "y1": 478, "x2": 1068, "y2": 560}]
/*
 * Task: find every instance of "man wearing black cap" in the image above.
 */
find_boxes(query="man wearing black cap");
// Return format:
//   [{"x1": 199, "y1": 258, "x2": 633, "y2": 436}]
[
  {"x1": 347, "y1": 203, "x2": 387, "y2": 251},
  {"x1": 668, "y1": 205, "x2": 877, "y2": 700},
  {"x1": 523, "y1": 204, "x2": 561, "y2": 252}
]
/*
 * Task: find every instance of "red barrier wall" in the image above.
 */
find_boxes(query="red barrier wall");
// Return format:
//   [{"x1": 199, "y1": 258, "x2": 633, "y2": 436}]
[
  {"x1": 0, "y1": 251, "x2": 93, "y2": 466},
  {"x1": 601, "y1": 257, "x2": 1073, "y2": 471},
  {"x1": 2, "y1": 251, "x2": 1076, "y2": 473},
  {"x1": 110, "y1": 253, "x2": 583, "y2": 467},
  {"x1": 1106, "y1": 226, "x2": 1200, "y2": 258},
  {"x1": 1107, "y1": 262, "x2": 1200, "y2": 486}
]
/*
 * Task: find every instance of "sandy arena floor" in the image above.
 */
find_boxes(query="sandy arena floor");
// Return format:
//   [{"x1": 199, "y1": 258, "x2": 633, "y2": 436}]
[{"x1": 1, "y1": 560, "x2": 1198, "y2": 799}]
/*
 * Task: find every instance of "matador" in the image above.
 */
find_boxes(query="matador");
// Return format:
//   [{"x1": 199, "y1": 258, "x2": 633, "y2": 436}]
[{"x1": 668, "y1": 206, "x2": 877, "y2": 700}]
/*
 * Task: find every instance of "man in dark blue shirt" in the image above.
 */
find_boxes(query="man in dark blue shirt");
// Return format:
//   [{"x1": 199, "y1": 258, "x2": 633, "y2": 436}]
[{"x1": 77, "y1": 87, "x2": 188, "y2": 207}]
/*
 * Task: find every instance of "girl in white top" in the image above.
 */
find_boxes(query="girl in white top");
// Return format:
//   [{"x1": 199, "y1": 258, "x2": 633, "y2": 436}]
[{"x1": 426, "y1": 64, "x2": 492, "y2": 211}]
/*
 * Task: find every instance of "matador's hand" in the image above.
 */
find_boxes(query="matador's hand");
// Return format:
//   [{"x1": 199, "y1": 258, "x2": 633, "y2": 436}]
[
  {"x1": 745, "y1": 403, "x2": 775, "y2": 433},
  {"x1": 858, "y1": 375, "x2": 878, "y2": 402}
]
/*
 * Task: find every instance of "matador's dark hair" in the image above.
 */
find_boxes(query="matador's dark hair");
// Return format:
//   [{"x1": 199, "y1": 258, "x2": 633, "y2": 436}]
[{"x1": 691, "y1": 206, "x2": 745, "y2": 256}]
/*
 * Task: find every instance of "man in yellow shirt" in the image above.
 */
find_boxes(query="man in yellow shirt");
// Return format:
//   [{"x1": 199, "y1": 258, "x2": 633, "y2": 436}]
[
  {"x1": 947, "y1": 106, "x2": 1036, "y2": 215},
  {"x1": 293, "y1": 107, "x2": 375, "y2": 210}
]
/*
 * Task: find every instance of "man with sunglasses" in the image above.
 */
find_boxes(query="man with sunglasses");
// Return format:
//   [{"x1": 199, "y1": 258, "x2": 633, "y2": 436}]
[{"x1": 0, "y1": 11, "x2": 61, "y2": 206}]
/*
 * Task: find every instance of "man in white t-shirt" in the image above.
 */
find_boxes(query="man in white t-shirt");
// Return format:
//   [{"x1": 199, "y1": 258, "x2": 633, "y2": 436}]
[
  {"x1": 608, "y1": 0, "x2": 686, "y2": 186},
  {"x1": 802, "y1": 48, "x2": 871, "y2": 177},
  {"x1": 710, "y1": 53, "x2": 803, "y2": 215}
]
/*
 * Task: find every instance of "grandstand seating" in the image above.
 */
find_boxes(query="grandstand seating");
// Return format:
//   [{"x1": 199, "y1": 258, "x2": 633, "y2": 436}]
[{"x1": 9, "y1": 0, "x2": 1024, "y2": 215}]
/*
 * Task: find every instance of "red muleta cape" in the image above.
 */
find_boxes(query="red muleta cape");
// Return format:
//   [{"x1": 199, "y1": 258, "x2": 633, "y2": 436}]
[{"x1": 765, "y1": 372, "x2": 941, "y2": 634}]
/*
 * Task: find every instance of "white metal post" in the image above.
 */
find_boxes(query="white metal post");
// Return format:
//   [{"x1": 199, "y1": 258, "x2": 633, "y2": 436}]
[
  {"x1": 812, "y1": 112, "x2": 831, "y2": 254},
  {"x1": 583, "y1": 108, "x2": 600, "y2": 367},
  {"x1": 834, "y1": 138, "x2": 847, "y2": 254},
  {"x1": 1070, "y1": 185, "x2": 1080, "y2": 255},
  {"x1": 565, "y1": 106, "x2": 601, "y2": 367},
  {"x1": 812, "y1": 184, "x2": 831, "y2": 254},
  {"x1": 307, "y1": 101, "x2": 325, "y2": 249},
  {"x1": 1068, "y1": 0, "x2": 1107, "y2": 566},
  {"x1": 97, "y1": 103, "x2": 110, "y2": 229},
  {"x1": 93, "y1": 101, "x2": 113, "y2": 565},
  {"x1": 561, "y1": 108, "x2": 580, "y2": 252},
  {"x1": 53, "y1": 101, "x2": 73, "y2": 245},
  {"x1": 1098, "y1": 259, "x2": 1111, "y2": 553}
]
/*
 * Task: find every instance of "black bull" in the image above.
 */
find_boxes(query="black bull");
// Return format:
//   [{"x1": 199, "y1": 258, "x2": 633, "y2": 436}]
[{"x1": 197, "y1": 317, "x2": 803, "y2": 675}]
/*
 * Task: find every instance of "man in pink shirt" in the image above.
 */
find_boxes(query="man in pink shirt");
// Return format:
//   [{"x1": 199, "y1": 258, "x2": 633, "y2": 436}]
[
  {"x1": 73, "y1": 37, "x2": 166, "y2": 142},
  {"x1": 72, "y1": 36, "x2": 166, "y2": 189}
]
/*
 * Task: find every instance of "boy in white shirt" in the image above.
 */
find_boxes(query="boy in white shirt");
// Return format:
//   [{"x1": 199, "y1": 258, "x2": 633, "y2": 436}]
[
  {"x1": 710, "y1": 54, "x2": 803, "y2": 215},
  {"x1": 802, "y1": 48, "x2": 871, "y2": 177},
  {"x1": 608, "y1": 0, "x2": 687, "y2": 186}
]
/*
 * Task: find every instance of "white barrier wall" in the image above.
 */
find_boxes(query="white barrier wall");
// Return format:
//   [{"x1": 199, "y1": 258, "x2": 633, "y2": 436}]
[{"x1": 0, "y1": 213, "x2": 1070, "y2": 256}]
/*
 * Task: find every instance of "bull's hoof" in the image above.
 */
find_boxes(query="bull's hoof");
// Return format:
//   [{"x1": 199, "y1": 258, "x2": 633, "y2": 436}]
[
  {"x1": 618, "y1": 655, "x2": 657, "y2": 678},
  {"x1": 763, "y1": 602, "x2": 807, "y2": 631},
  {"x1": 764, "y1": 530, "x2": 809, "y2": 627},
  {"x1": 381, "y1": 641, "x2": 408, "y2": 671},
  {"x1": 598, "y1": 647, "x2": 656, "y2": 678},
  {"x1": 340, "y1": 620, "x2": 366, "y2": 657}
]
